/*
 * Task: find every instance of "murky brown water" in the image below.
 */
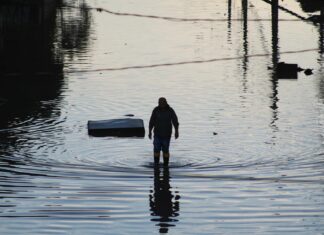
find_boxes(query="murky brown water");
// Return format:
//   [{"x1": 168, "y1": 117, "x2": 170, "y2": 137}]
[{"x1": 1, "y1": 0, "x2": 324, "y2": 234}]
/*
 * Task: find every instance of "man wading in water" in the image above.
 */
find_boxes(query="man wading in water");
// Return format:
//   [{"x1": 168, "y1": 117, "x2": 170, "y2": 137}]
[{"x1": 149, "y1": 97, "x2": 179, "y2": 167}]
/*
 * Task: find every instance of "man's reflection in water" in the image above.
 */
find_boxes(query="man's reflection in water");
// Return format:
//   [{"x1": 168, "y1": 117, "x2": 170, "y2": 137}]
[{"x1": 149, "y1": 166, "x2": 180, "y2": 233}]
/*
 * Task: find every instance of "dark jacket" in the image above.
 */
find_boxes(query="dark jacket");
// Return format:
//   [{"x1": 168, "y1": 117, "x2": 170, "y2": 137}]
[{"x1": 149, "y1": 105, "x2": 179, "y2": 137}]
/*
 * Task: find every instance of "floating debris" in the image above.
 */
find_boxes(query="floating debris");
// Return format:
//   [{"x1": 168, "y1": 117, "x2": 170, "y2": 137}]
[
  {"x1": 88, "y1": 118, "x2": 145, "y2": 137},
  {"x1": 308, "y1": 15, "x2": 324, "y2": 24},
  {"x1": 276, "y1": 62, "x2": 314, "y2": 78},
  {"x1": 297, "y1": 67, "x2": 304, "y2": 72},
  {"x1": 277, "y1": 62, "x2": 298, "y2": 79},
  {"x1": 304, "y1": 68, "x2": 313, "y2": 76}
]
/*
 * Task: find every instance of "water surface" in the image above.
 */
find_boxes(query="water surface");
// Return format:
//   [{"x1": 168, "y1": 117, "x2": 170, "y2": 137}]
[{"x1": 0, "y1": 0, "x2": 324, "y2": 234}]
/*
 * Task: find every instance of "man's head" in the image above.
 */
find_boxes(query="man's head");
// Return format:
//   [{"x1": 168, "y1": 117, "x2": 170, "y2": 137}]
[{"x1": 158, "y1": 97, "x2": 168, "y2": 109}]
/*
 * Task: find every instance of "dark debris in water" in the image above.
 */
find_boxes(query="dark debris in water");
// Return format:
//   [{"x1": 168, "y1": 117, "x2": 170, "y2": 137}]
[
  {"x1": 304, "y1": 68, "x2": 314, "y2": 76},
  {"x1": 268, "y1": 62, "x2": 314, "y2": 78},
  {"x1": 308, "y1": 15, "x2": 324, "y2": 24}
]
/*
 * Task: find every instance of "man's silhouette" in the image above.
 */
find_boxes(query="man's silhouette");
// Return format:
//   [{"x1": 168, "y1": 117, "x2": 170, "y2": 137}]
[{"x1": 149, "y1": 97, "x2": 179, "y2": 166}]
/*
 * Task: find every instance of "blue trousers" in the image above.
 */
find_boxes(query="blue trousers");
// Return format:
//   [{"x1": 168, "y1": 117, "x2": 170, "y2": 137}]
[{"x1": 153, "y1": 136, "x2": 171, "y2": 153}]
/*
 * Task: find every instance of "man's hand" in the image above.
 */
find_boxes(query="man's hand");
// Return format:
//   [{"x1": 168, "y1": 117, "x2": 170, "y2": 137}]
[
  {"x1": 148, "y1": 132, "x2": 152, "y2": 139},
  {"x1": 175, "y1": 130, "x2": 179, "y2": 139}
]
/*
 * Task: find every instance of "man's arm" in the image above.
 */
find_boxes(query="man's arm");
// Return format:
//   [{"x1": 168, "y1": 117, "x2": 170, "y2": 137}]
[
  {"x1": 148, "y1": 109, "x2": 156, "y2": 139},
  {"x1": 171, "y1": 108, "x2": 179, "y2": 139}
]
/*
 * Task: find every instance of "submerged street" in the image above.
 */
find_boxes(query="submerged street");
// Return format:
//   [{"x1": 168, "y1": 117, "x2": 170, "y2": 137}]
[{"x1": 0, "y1": 0, "x2": 324, "y2": 234}]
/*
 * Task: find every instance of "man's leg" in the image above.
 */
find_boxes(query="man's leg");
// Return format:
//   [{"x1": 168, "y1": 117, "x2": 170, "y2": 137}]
[
  {"x1": 162, "y1": 137, "x2": 171, "y2": 167},
  {"x1": 153, "y1": 136, "x2": 161, "y2": 166},
  {"x1": 163, "y1": 152, "x2": 169, "y2": 167},
  {"x1": 154, "y1": 152, "x2": 160, "y2": 165}
]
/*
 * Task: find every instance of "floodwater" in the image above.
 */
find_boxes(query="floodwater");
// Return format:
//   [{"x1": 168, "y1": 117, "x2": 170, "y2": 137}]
[{"x1": 1, "y1": 0, "x2": 324, "y2": 234}]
